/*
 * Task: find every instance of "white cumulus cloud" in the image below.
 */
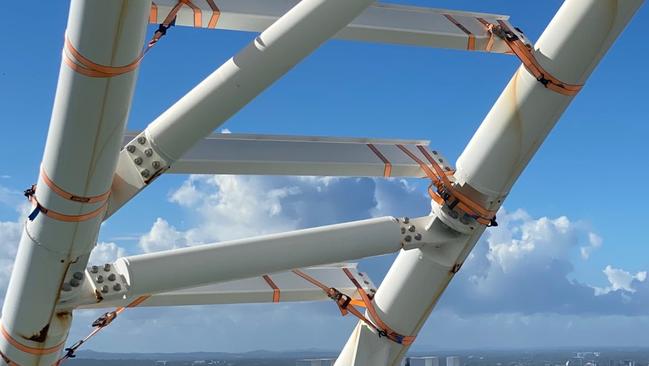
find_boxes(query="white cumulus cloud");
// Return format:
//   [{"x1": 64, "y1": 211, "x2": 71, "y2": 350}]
[
  {"x1": 89, "y1": 242, "x2": 127, "y2": 265},
  {"x1": 593, "y1": 265, "x2": 647, "y2": 295}
]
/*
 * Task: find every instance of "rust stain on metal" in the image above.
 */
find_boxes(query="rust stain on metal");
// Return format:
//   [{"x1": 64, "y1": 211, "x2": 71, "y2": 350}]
[{"x1": 25, "y1": 324, "x2": 50, "y2": 343}]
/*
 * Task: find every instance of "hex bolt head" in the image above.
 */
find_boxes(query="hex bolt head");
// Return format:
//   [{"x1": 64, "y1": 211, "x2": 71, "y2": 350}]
[
  {"x1": 414, "y1": 233, "x2": 423, "y2": 241},
  {"x1": 141, "y1": 169, "x2": 150, "y2": 178},
  {"x1": 403, "y1": 217, "x2": 410, "y2": 224},
  {"x1": 404, "y1": 235, "x2": 412, "y2": 242},
  {"x1": 408, "y1": 225, "x2": 416, "y2": 232},
  {"x1": 103, "y1": 264, "x2": 111, "y2": 272},
  {"x1": 144, "y1": 148, "x2": 153, "y2": 157},
  {"x1": 126, "y1": 145, "x2": 136, "y2": 153},
  {"x1": 400, "y1": 227, "x2": 406, "y2": 234},
  {"x1": 62, "y1": 283, "x2": 72, "y2": 292},
  {"x1": 137, "y1": 136, "x2": 147, "y2": 145},
  {"x1": 107, "y1": 273, "x2": 116, "y2": 282},
  {"x1": 91, "y1": 265, "x2": 99, "y2": 274},
  {"x1": 70, "y1": 278, "x2": 80, "y2": 287},
  {"x1": 101, "y1": 285, "x2": 109, "y2": 294},
  {"x1": 96, "y1": 275, "x2": 104, "y2": 283},
  {"x1": 113, "y1": 283, "x2": 122, "y2": 291},
  {"x1": 72, "y1": 272, "x2": 84, "y2": 281},
  {"x1": 134, "y1": 157, "x2": 143, "y2": 166},
  {"x1": 152, "y1": 161, "x2": 161, "y2": 169}
]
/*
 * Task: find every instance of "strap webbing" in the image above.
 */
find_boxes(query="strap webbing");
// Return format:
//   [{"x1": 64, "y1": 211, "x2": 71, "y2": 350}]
[
  {"x1": 479, "y1": 19, "x2": 583, "y2": 96},
  {"x1": 56, "y1": 296, "x2": 150, "y2": 365},
  {"x1": 396, "y1": 145, "x2": 497, "y2": 227},
  {"x1": 293, "y1": 269, "x2": 415, "y2": 346}
]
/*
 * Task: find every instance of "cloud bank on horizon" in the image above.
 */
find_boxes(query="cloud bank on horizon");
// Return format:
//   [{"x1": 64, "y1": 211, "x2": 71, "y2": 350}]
[{"x1": 0, "y1": 176, "x2": 647, "y2": 352}]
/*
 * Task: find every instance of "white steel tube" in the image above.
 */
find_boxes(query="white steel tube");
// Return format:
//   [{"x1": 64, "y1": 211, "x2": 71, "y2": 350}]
[
  {"x1": 146, "y1": 0, "x2": 377, "y2": 162},
  {"x1": 337, "y1": 1, "x2": 644, "y2": 365},
  {"x1": 115, "y1": 217, "x2": 402, "y2": 296},
  {"x1": 0, "y1": 1, "x2": 150, "y2": 365},
  {"x1": 455, "y1": 0, "x2": 645, "y2": 199},
  {"x1": 109, "y1": 0, "x2": 378, "y2": 217}
]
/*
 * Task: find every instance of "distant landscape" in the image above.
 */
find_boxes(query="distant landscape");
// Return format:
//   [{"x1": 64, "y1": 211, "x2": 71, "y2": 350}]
[{"x1": 65, "y1": 348, "x2": 649, "y2": 366}]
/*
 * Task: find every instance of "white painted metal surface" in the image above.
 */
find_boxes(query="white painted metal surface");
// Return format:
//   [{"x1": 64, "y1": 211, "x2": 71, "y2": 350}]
[
  {"x1": 151, "y1": 0, "x2": 517, "y2": 53},
  {"x1": 65, "y1": 265, "x2": 376, "y2": 309},
  {"x1": 109, "y1": 216, "x2": 438, "y2": 299},
  {"x1": 335, "y1": 1, "x2": 645, "y2": 365},
  {"x1": 0, "y1": 1, "x2": 151, "y2": 366},
  {"x1": 120, "y1": 132, "x2": 449, "y2": 177}
]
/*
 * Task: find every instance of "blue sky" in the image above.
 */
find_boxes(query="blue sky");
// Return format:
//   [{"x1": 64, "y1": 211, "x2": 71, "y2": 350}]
[{"x1": 1, "y1": 0, "x2": 649, "y2": 353}]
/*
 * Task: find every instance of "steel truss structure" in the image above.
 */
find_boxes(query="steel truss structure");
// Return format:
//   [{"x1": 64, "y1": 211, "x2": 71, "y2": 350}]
[{"x1": 0, "y1": 0, "x2": 644, "y2": 365}]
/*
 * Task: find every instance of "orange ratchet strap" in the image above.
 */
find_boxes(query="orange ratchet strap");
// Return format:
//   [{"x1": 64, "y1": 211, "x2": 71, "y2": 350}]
[
  {"x1": 66, "y1": 0, "x2": 212, "y2": 77},
  {"x1": 478, "y1": 19, "x2": 583, "y2": 96},
  {"x1": 56, "y1": 296, "x2": 150, "y2": 365},
  {"x1": 293, "y1": 269, "x2": 415, "y2": 346},
  {"x1": 262, "y1": 275, "x2": 281, "y2": 303},
  {"x1": 149, "y1": 0, "x2": 220, "y2": 49},
  {"x1": 24, "y1": 168, "x2": 110, "y2": 223},
  {"x1": 397, "y1": 145, "x2": 497, "y2": 227},
  {"x1": 366, "y1": 144, "x2": 392, "y2": 178},
  {"x1": 63, "y1": 37, "x2": 143, "y2": 78},
  {"x1": 443, "y1": 14, "x2": 475, "y2": 51}
]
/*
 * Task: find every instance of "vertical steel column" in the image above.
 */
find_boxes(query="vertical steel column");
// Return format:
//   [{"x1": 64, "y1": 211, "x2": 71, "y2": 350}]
[
  {"x1": 336, "y1": 1, "x2": 644, "y2": 365},
  {"x1": 0, "y1": 1, "x2": 151, "y2": 365}
]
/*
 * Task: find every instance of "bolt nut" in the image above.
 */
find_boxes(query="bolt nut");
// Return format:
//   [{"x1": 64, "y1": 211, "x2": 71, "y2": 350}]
[
  {"x1": 104, "y1": 264, "x2": 111, "y2": 272},
  {"x1": 62, "y1": 283, "x2": 72, "y2": 292},
  {"x1": 134, "y1": 157, "x2": 143, "y2": 165},
  {"x1": 432, "y1": 151, "x2": 438, "y2": 155},
  {"x1": 137, "y1": 136, "x2": 147, "y2": 145},
  {"x1": 113, "y1": 283, "x2": 122, "y2": 291},
  {"x1": 403, "y1": 217, "x2": 410, "y2": 224},
  {"x1": 141, "y1": 169, "x2": 150, "y2": 178},
  {"x1": 448, "y1": 210, "x2": 459, "y2": 219},
  {"x1": 460, "y1": 215, "x2": 471, "y2": 225},
  {"x1": 152, "y1": 161, "x2": 161, "y2": 169},
  {"x1": 144, "y1": 148, "x2": 153, "y2": 157},
  {"x1": 91, "y1": 265, "x2": 99, "y2": 274},
  {"x1": 72, "y1": 272, "x2": 84, "y2": 281},
  {"x1": 414, "y1": 233, "x2": 422, "y2": 241},
  {"x1": 408, "y1": 225, "x2": 416, "y2": 232},
  {"x1": 400, "y1": 227, "x2": 406, "y2": 234},
  {"x1": 96, "y1": 275, "x2": 104, "y2": 283},
  {"x1": 404, "y1": 235, "x2": 412, "y2": 242},
  {"x1": 101, "y1": 285, "x2": 109, "y2": 294},
  {"x1": 126, "y1": 145, "x2": 136, "y2": 153},
  {"x1": 70, "y1": 278, "x2": 80, "y2": 287},
  {"x1": 107, "y1": 273, "x2": 116, "y2": 282}
]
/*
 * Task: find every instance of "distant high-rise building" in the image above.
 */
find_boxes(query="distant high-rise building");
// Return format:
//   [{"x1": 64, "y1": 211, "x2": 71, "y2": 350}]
[
  {"x1": 447, "y1": 356, "x2": 461, "y2": 366},
  {"x1": 410, "y1": 356, "x2": 440, "y2": 366}
]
